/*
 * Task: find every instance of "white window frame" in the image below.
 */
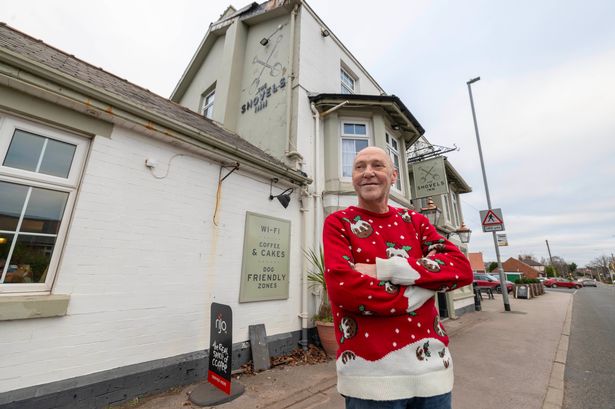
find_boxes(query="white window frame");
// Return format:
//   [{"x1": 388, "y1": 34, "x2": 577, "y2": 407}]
[
  {"x1": 441, "y1": 194, "x2": 451, "y2": 224},
  {"x1": 340, "y1": 119, "x2": 371, "y2": 180},
  {"x1": 340, "y1": 67, "x2": 356, "y2": 94},
  {"x1": 451, "y1": 192, "x2": 460, "y2": 227},
  {"x1": 0, "y1": 115, "x2": 88, "y2": 294},
  {"x1": 385, "y1": 131, "x2": 403, "y2": 194},
  {"x1": 202, "y1": 89, "x2": 215, "y2": 119}
]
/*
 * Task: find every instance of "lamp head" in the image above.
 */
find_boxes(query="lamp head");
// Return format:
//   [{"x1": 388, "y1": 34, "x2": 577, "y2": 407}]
[{"x1": 467, "y1": 76, "x2": 481, "y2": 85}]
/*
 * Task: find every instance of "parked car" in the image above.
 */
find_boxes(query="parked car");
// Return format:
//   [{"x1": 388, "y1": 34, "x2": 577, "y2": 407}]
[
  {"x1": 543, "y1": 278, "x2": 582, "y2": 289},
  {"x1": 486, "y1": 273, "x2": 514, "y2": 293},
  {"x1": 473, "y1": 273, "x2": 513, "y2": 294},
  {"x1": 580, "y1": 278, "x2": 597, "y2": 287}
]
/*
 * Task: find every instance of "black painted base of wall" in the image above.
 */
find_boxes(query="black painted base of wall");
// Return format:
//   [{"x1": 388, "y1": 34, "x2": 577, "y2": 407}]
[
  {"x1": 455, "y1": 303, "x2": 476, "y2": 317},
  {"x1": 0, "y1": 328, "x2": 319, "y2": 409}
]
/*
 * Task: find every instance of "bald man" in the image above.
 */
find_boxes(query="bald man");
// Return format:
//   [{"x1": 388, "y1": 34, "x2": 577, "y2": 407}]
[{"x1": 323, "y1": 146, "x2": 472, "y2": 409}]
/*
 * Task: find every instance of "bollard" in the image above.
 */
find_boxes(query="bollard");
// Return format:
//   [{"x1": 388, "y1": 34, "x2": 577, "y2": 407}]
[{"x1": 473, "y1": 288, "x2": 482, "y2": 311}]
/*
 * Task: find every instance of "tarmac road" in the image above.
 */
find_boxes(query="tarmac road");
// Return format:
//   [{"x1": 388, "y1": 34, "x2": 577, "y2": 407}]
[{"x1": 563, "y1": 284, "x2": 615, "y2": 409}]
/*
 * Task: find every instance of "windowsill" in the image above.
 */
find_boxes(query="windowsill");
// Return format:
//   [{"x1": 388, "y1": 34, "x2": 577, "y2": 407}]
[{"x1": 0, "y1": 294, "x2": 70, "y2": 321}]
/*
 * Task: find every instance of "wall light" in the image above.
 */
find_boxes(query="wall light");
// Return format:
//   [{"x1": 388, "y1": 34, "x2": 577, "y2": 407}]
[
  {"x1": 321, "y1": 28, "x2": 330, "y2": 37},
  {"x1": 269, "y1": 178, "x2": 294, "y2": 208},
  {"x1": 447, "y1": 222, "x2": 472, "y2": 243},
  {"x1": 260, "y1": 37, "x2": 269, "y2": 46},
  {"x1": 420, "y1": 197, "x2": 442, "y2": 226}
]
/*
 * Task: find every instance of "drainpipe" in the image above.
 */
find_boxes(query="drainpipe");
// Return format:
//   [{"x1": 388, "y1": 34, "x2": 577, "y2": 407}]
[
  {"x1": 285, "y1": 4, "x2": 300, "y2": 164},
  {"x1": 299, "y1": 185, "x2": 311, "y2": 350},
  {"x1": 304, "y1": 100, "x2": 348, "y2": 350}
]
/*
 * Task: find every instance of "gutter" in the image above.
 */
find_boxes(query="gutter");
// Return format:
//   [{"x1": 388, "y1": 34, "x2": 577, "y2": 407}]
[{"x1": 0, "y1": 49, "x2": 311, "y2": 186}]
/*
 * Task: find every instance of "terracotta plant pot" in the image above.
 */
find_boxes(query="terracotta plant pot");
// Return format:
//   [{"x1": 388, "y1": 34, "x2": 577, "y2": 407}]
[{"x1": 315, "y1": 321, "x2": 338, "y2": 358}]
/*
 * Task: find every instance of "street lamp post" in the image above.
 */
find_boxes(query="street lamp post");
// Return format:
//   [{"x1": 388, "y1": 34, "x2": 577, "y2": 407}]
[{"x1": 466, "y1": 77, "x2": 511, "y2": 312}]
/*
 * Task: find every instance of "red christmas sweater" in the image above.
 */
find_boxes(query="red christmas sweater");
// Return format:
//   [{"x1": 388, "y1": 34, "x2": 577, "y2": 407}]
[{"x1": 323, "y1": 205, "x2": 473, "y2": 401}]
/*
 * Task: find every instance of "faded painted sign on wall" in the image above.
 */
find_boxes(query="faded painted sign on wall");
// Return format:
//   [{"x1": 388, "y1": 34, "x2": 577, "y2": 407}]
[{"x1": 239, "y1": 212, "x2": 291, "y2": 302}]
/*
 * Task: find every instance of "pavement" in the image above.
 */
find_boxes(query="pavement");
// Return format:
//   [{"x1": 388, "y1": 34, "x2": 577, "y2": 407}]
[{"x1": 117, "y1": 290, "x2": 573, "y2": 409}]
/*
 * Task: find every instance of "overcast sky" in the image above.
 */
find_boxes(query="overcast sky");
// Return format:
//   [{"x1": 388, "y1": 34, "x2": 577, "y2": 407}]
[{"x1": 2, "y1": 0, "x2": 614, "y2": 267}]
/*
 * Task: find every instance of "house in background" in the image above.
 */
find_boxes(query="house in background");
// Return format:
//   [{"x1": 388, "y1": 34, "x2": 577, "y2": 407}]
[
  {"x1": 519, "y1": 256, "x2": 545, "y2": 275},
  {"x1": 502, "y1": 257, "x2": 541, "y2": 279},
  {"x1": 468, "y1": 252, "x2": 487, "y2": 273}
]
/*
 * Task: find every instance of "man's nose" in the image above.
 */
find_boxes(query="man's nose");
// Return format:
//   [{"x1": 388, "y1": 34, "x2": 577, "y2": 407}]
[{"x1": 363, "y1": 166, "x2": 376, "y2": 176}]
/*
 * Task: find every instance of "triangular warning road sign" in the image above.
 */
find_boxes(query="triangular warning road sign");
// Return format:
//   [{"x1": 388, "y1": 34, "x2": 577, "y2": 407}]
[{"x1": 482, "y1": 210, "x2": 503, "y2": 226}]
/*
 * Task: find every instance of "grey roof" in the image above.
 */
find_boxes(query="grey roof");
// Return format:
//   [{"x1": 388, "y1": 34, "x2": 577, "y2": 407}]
[
  {"x1": 309, "y1": 93, "x2": 425, "y2": 136},
  {"x1": 0, "y1": 23, "x2": 308, "y2": 183}
]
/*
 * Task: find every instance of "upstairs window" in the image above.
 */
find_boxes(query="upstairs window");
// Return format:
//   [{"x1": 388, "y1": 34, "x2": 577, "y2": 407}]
[
  {"x1": 202, "y1": 89, "x2": 215, "y2": 119},
  {"x1": 341, "y1": 121, "x2": 369, "y2": 178},
  {"x1": 340, "y1": 68, "x2": 355, "y2": 94},
  {"x1": 386, "y1": 132, "x2": 403, "y2": 191},
  {"x1": 0, "y1": 116, "x2": 87, "y2": 293}
]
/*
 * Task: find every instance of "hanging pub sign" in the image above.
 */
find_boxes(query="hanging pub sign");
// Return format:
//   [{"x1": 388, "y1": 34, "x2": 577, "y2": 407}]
[
  {"x1": 412, "y1": 157, "x2": 449, "y2": 199},
  {"x1": 239, "y1": 212, "x2": 291, "y2": 302},
  {"x1": 208, "y1": 302, "x2": 233, "y2": 395}
]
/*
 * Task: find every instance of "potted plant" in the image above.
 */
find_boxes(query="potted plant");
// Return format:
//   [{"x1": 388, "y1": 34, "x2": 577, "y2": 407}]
[{"x1": 305, "y1": 247, "x2": 336, "y2": 357}]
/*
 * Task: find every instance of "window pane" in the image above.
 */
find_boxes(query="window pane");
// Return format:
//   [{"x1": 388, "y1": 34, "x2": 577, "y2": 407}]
[
  {"x1": 0, "y1": 233, "x2": 15, "y2": 280},
  {"x1": 343, "y1": 123, "x2": 354, "y2": 134},
  {"x1": 4, "y1": 234, "x2": 55, "y2": 284},
  {"x1": 356, "y1": 139, "x2": 368, "y2": 151},
  {"x1": 354, "y1": 124, "x2": 366, "y2": 135},
  {"x1": 39, "y1": 139, "x2": 76, "y2": 178},
  {"x1": 0, "y1": 181, "x2": 29, "y2": 231},
  {"x1": 341, "y1": 139, "x2": 355, "y2": 177},
  {"x1": 21, "y1": 187, "x2": 68, "y2": 235},
  {"x1": 3, "y1": 129, "x2": 45, "y2": 172}
]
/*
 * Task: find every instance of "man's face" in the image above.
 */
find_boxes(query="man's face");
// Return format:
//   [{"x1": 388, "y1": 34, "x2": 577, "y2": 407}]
[{"x1": 352, "y1": 147, "x2": 398, "y2": 208}]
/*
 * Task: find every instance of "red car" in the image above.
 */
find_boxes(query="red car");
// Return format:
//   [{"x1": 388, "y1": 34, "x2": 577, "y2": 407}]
[
  {"x1": 473, "y1": 273, "x2": 513, "y2": 293},
  {"x1": 543, "y1": 278, "x2": 581, "y2": 289}
]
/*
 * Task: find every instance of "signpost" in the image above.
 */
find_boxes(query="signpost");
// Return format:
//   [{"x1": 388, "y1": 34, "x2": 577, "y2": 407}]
[
  {"x1": 411, "y1": 156, "x2": 449, "y2": 199},
  {"x1": 480, "y1": 208, "x2": 505, "y2": 232},
  {"x1": 467, "y1": 76, "x2": 511, "y2": 311}
]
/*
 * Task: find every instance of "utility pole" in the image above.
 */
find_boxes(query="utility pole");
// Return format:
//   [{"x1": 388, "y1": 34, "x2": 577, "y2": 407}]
[
  {"x1": 545, "y1": 239, "x2": 556, "y2": 276},
  {"x1": 467, "y1": 77, "x2": 511, "y2": 312},
  {"x1": 610, "y1": 253, "x2": 615, "y2": 284}
]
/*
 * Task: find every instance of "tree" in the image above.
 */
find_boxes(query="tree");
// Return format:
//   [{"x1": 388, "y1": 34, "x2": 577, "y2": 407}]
[
  {"x1": 551, "y1": 256, "x2": 569, "y2": 277},
  {"x1": 568, "y1": 262, "x2": 577, "y2": 274},
  {"x1": 587, "y1": 255, "x2": 611, "y2": 282},
  {"x1": 487, "y1": 262, "x2": 498, "y2": 272},
  {"x1": 544, "y1": 265, "x2": 556, "y2": 277}
]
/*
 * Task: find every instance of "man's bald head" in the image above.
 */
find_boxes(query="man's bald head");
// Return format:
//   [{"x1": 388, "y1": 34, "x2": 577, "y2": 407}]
[
  {"x1": 351, "y1": 146, "x2": 398, "y2": 213},
  {"x1": 353, "y1": 146, "x2": 394, "y2": 169}
]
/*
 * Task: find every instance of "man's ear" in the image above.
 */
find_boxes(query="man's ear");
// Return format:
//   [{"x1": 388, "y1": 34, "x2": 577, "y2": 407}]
[{"x1": 391, "y1": 169, "x2": 398, "y2": 186}]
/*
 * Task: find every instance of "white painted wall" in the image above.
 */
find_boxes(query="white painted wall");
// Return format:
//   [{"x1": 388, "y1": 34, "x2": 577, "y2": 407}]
[
  {"x1": 297, "y1": 7, "x2": 383, "y2": 96},
  {"x1": 0, "y1": 124, "x2": 304, "y2": 393},
  {"x1": 178, "y1": 35, "x2": 225, "y2": 114}
]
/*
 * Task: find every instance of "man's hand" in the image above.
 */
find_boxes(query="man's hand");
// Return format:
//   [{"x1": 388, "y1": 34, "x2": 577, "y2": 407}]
[{"x1": 354, "y1": 263, "x2": 377, "y2": 277}]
